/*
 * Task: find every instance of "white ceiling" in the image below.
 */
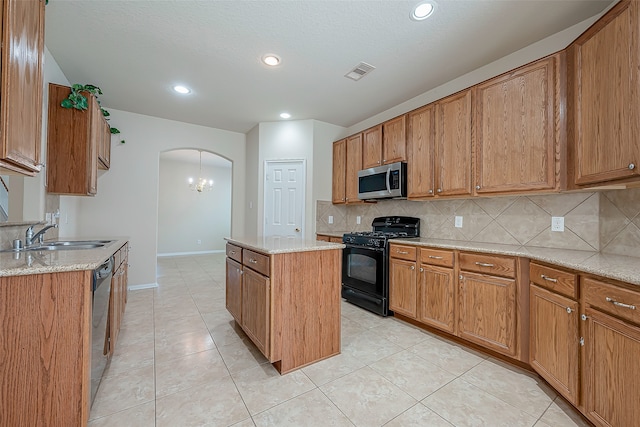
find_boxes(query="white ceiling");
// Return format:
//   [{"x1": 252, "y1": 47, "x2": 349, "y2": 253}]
[{"x1": 44, "y1": 0, "x2": 614, "y2": 134}]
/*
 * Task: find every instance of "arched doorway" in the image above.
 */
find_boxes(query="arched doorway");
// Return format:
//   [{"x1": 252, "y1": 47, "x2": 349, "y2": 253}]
[{"x1": 157, "y1": 149, "x2": 232, "y2": 256}]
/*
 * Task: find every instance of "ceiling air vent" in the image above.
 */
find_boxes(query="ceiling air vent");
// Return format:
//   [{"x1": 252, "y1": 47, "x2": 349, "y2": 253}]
[{"x1": 344, "y1": 62, "x2": 376, "y2": 81}]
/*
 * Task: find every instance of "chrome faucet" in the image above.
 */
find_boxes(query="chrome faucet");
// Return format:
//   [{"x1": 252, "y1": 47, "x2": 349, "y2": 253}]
[{"x1": 25, "y1": 224, "x2": 58, "y2": 247}]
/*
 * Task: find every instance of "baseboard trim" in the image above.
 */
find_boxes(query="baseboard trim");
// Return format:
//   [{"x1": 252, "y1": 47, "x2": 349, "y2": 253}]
[
  {"x1": 157, "y1": 249, "x2": 225, "y2": 257},
  {"x1": 128, "y1": 283, "x2": 159, "y2": 291}
]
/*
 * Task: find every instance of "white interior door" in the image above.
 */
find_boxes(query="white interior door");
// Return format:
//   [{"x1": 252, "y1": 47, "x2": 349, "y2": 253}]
[{"x1": 264, "y1": 160, "x2": 305, "y2": 238}]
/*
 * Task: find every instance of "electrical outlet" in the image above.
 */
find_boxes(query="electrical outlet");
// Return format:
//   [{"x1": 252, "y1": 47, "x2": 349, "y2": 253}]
[
  {"x1": 551, "y1": 216, "x2": 565, "y2": 232},
  {"x1": 356, "y1": 216, "x2": 361, "y2": 225},
  {"x1": 328, "y1": 215, "x2": 334, "y2": 224},
  {"x1": 455, "y1": 216, "x2": 463, "y2": 228},
  {"x1": 197, "y1": 239, "x2": 202, "y2": 244}
]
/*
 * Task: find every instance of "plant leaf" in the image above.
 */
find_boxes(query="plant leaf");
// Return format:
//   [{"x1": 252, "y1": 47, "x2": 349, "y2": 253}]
[
  {"x1": 110, "y1": 127, "x2": 121, "y2": 134},
  {"x1": 102, "y1": 109, "x2": 110, "y2": 117},
  {"x1": 60, "y1": 99, "x2": 73, "y2": 109}
]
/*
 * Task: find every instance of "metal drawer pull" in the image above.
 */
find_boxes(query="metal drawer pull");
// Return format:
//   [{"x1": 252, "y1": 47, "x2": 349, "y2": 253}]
[
  {"x1": 566, "y1": 307, "x2": 573, "y2": 314},
  {"x1": 605, "y1": 297, "x2": 636, "y2": 310},
  {"x1": 397, "y1": 250, "x2": 409, "y2": 255},
  {"x1": 229, "y1": 250, "x2": 236, "y2": 255},
  {"x1": 419, "y1": 267, "x2": 424, "y2": 272},
  {"x1": 249, "y1": 259, "x2": 258, "y2": 264},
  {"x1": 428, "y1": 255, "x2": 443, "y2": 259},
  {"x1": 410, "y1": 265, "x2": 415, "y2": 270},
  {"x1": 541, "y1": 274, "x2": 557, "y2": 283},
  {"x1": 475, "y1": 262, "x2": 494, "y2": 267}
]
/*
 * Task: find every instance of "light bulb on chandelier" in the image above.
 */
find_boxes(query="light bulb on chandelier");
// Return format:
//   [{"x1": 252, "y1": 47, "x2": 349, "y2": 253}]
[{"x1": 188, "y1": 151, "x2": 214, "y2": 192}]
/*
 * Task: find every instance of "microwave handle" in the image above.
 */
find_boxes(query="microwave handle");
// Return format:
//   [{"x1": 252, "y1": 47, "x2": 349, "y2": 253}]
[{"x1": 386, "y1": 168, "x2": 392, "y2": 193}]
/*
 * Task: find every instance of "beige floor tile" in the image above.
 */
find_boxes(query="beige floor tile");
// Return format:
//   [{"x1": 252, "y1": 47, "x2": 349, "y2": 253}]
[
  {"x1": 408, "y1": 336, "x2": 486, "y2": 376},
  {"x1": 88, "y1": 401, "x2": 155, "y2": 427},
  {"x1": 252, "y1": 389, "x2": 352, "y2": 427},
  {"x1": 341, "y1": 302, "x2": 389, "y2": 329},
  {"x1": 369, "y1": 350, "x2": 456, "y2": 400},
  {"x1": 341, "y1": 330, "x2": 403, "y2": 365},
  {"x1": 193, "y1": 293, "x2": 227, "y2": 313},
  {"x1": 422, "y1": 379, "x2": 538, "y2": 427},
  {"x1": 90, "y1": 364, "x2": 155, "y2": 420},
  {"x1": 301, "y1": 351, "x2": 366, "y2": 386},
  {"x1": 374, "y1": 318, "x2": 432, "y2": 348},
  {"x1": 156, "y1": 375, "x2": 250, "y2": 427},
  {"x1": 341, "y1": 315, "x2": 367, "y2": 340},
  {"x1": 538, "y1": 397, "x2": 591, "y2": 427},
  {"x1": 154, "y1": 329, "x2": 216, "y2": 363},
  {"x1": 321, "y1": 366, "x2": 417, "y2": 427},
  {"x1": 203, "y1": 311, "x2": 248, "y2": 346},
  {"x1": 231, "y1": 418, "x2": 257, "y2": 427},
  {"x1": 154, "y1": 313, "x2": 209, "y2": 339},
  {"x1": 384, "y1": 403, "x2": 454, "y2": 427},
  {"x1": 155, "y1": 348, "x2": 229, "y2": 398},
  {"x1": 231, "y1": 364, "x2": 316, "y2": 415},
  {"x1": 218, "y1": 337, "x2": 269, "y2": 374},
  {"x1": 461, "y1": 358, "x2": 556, "y2": 418},
  {"x1": 105, "y1": 336, "x2": 155, "y2": 376}
]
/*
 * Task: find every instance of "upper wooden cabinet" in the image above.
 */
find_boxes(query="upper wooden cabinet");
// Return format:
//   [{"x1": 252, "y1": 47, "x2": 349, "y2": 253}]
[
  {"x1": 345, "y1": 133, "x2": 363, "y2": 204},
  {"x1": 382, "y1": 115, "x2": 407, "y2": 165},
  {"x1": 98, "y1": 116, "x2": 111, "y2": 170},
  {"x1": 47, "y1": 84, "x2": 111, "y2": 196},
  {"x1": 407, "y1": 104, "x2": 435, "y2": 198},
  {"x1": 475, "y1": 54, "x2": 562, "y2": 195},
  {"x1": 568, "y1": 0, "x2": 640, "y2": 187},
  {"x1": 332, "y1": 139, "x2": 346, "y2": 204},
  {"x1": 362, "y1": 125, "x2": 382, "y2": 169},
  {"x1": 0, "y1": 0, "x2": 45, "y2": 176}
]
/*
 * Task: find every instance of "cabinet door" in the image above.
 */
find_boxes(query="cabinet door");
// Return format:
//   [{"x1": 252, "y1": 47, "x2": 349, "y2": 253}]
[
  {"x1": 98, "y1": 118, "x2": 111, "y2": 170},
  {"x1": 345, "y1": 134, "x2": 363, "y2": 204},
  {"x1": 571, "y1": 1, "x2": 640, "y2": 185},
  {"x1": 529, "y1": 285, "x2": 579, "y2": 406},
  {"x1": 435, "y1": 90, "x2": 472, "y2": 196},
  {"x1": 475, "y1": 55, "x2": 558, "y2": 194},
  {"x1": 418, "y1": 264, "x2": 455, "y2": 334},
  {"x1": 242, "y1": 268, "x2": 270, "y2": 357},
  {"x1": 382, "y1": 115, "x2": 406, "y2": 164},
  {"x1": 583, "y1": 307, "x2": 640, "y2": 427},
  {"x1": 362, "y1": 125, "x2": 383, "y2": 169},
  {"x1": 332, "y1": 139, "x2": 346, "y2": 204},
  {"x1": 458, "y1": 271, "x2": 517, "y2": 356},
  {"x1": 225, "y1": 258, "x2": 243, "y2": 323},
  {"x1": 0, "y1": 0, "x2": 45, "y2": 176},
  {"x1": 389, "y1": 258, "x2": 417, "y2": 318},
  {"x1": 407, "y1": 105, "x2": 435, "y2": 198}
]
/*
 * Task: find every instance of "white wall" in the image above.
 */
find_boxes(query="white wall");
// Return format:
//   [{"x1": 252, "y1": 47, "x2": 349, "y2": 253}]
[
  {"x1": 64, "y1": 110, "x2": 246, "y2": 287},
  {"x1": 245, "y1": 125, "x2": 259, "y2": 237},
  {"x1": 313, "y1": 120, "x2": 346, "y2": 228},
  {"x1": 157, "y1": 154, "x2": 231, "y2": 255}
]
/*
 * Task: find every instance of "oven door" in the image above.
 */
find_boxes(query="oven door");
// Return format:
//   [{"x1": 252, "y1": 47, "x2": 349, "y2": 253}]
[{"x1": 342, "y1": 244, "x2": 388, "y2": 315}]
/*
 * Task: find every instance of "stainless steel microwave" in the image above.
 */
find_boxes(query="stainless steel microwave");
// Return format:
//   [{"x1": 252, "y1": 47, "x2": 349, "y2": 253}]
[{"x1": 357, "y1": 161, "x2": 407, "y2": 200}]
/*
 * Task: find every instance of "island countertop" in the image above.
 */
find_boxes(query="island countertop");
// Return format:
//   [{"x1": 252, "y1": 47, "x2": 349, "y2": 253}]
[
  {"x1": 225, "y1": 236, "x2": 344, "y2": 254},
  {"x1": 0, "y1": 237, "x2": 129, "y2": 277}
]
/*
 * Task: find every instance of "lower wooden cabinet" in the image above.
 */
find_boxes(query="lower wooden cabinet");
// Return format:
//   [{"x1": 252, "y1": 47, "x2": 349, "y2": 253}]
[
  {"x1": 389, "y1": 256, "x2": 418, "y2": 318},
  {"x1": 418, "y1": 263, "x2": 455, "y2": 334},
  {"x1": 107, "y1": 243, "x2": 129, "y2": 355},
  {"x1": 225, "y1": 257, "x2": 243, "y2": 322},
  {"x1": 241, "y1": 267, "x2": 270, "y2": 356}
]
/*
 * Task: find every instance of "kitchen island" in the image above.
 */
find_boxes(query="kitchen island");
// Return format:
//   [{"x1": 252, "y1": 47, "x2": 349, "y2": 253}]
[{"x1": 225, "y1": 236, "x2": 344, "y2": 374}]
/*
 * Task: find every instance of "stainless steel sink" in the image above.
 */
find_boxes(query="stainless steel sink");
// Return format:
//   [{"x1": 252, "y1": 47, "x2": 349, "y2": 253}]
[
  {"x1": 0, "y1": 240, "x2": 114, "y2": 253},
  {"x1": 46, "y1": 240, "x2": 114, "y2": 246}
]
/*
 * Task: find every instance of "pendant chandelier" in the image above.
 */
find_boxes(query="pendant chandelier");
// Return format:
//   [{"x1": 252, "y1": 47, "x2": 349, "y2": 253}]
[{"x1": 188, "y1": 150, "x2": 214, "y2": 192}]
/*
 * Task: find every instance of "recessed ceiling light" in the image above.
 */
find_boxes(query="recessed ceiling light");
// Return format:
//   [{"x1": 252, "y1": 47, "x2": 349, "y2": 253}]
[
  {"x1": 280, "y1": 112, "x2": 291, "y2": 119},
  {"x1": 173, "y1": 85, "x2": 191, "y2": 94},
  {"x1": 411, "y1": 1, "x2": 436, "y2": 21},
  {"x1": 262, "y1": 54, "x2": 281, "y2": 66}
]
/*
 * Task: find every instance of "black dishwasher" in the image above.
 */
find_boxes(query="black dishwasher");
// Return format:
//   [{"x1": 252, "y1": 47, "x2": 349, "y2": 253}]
[{"x1": 90, "y1": 256, "x2": 114, "y2": 407}]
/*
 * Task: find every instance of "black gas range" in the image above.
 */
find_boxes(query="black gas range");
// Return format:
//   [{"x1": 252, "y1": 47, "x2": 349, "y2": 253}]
[{"x1": 341, "y1": 216, "x2": 420, "y2": 316}]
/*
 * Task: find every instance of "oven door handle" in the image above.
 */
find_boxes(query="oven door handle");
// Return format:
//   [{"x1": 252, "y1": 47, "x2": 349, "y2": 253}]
[{"x1": 344, "y1": 244, "x2": 385, "y2": 252}]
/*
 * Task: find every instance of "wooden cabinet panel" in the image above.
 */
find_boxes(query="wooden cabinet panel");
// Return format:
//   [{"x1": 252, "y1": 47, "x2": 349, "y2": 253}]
[
  {"x1": 418, "y1": 264, "x2": 455, "y2": 333},
  {"x1": 475, "y1": 55, "x2": 559, "y2": 194},
  {"x1": 458, "y1": 271, "x2": 517, "y2": 357},
  {"x1": 345, "y1": 134, "x2": 363, "y2": 204},
  {"x1": 458, "y1": 252, "x2": 516, "y2": 278},
  {"x1": 332, "y1": 139, "x2": 346, "y2": 204},
  {"x1": 243, "y1": 249, "x2": 270, "y2": 277},
  {"x1": 407, "y1": 104, "x2": 435, "y2": 198},
  {"x1": 530, "y1": 284, "x2": 580, "y2": 405},
  {"x1": 98, "y1": 117, "x2": 111, "y2": 170},
  {"x1": 569, "y1": 0, "x2": 640, "y2": 186},
  {"x1": 389, "y1": 243, "x2": 417, "y2": 261},
  {"x1": 382, "y1": 115, "x2": 407, "y2": 164},
  {"x1": 226, "y1": 243, "x2": 242, "y2": 263},
  {"x1": 435, "y1": 90, "x2": 472, "y2": 196},
  {"x1": 0, "y1": 0, "x2": 45, "y2": 176},
  {"x1": 419, "y1": 248, "x2": 454, "y2": 268},
  {"x1": 583, "y1": 277, "x2": 640, "y2": 326},
  {"x1": 530, "y1": 262, "x2": 577, "y2": 299},
  {"x1": 241, "y1": 268, "x2": 270, "y2": 357},
  {"x1": 316, "y1": 234, "x2": 330, "y2": 242},
  {"x1": 225, "y1": 258, "x2": 243, "y2": 323},
  {"x1": 389, "y1": 257, "x2": 417, "y2": 318},
  {"x1": 362, "y1": 125, "x2": 383, "y2": 169},
  {"x1": 583, "y1": 308, "x2": 640, "y2": 427}
]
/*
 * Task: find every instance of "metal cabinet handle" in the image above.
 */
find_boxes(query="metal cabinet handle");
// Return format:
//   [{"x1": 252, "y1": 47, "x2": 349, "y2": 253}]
[
  {"x1": 249, "y1": 259, "x2": 258, "y2": 264},
  {"x1": 606, "y1": 297, "x2": 636, "y2": 310},
  {"x1": 629, "y1": 163, "x2": 636, "y2": 170},
  {"x1": 419, "y1": 267, "x2": 424, "y2": 272},
  {"x1": 476, "y1": 185, "x2": 481, "y2": 190},
  {"x1": 397, "y1": 250, "x2": 409, "y2": 255},
  {"x1": 410, "y1": 265, "x2": 415, "y2": 270},
  {"x1": 475, "y1": 262, "x2": 494, "y2": 267},
  {"x1": 428, "y1": 189, "x2": 433, "y2": 194},
  {"x1": 581, "y1": 314, "x2": 588, "y2": 321},
  {"x1": 230, "y1": 250, "x2": 236, "y2": 255},
  {"x1": 428, "y1": 255, "x2": 443, "y2": 259},
  {"x1": 437, "y1": 188, "x2": 442, "y2": 193},
  {"x1": 541, "y1": 274, "x2": 557, "y2": 283},
  {"x1": 566, "y1": 307, "x2": 573, "y2": 314}
]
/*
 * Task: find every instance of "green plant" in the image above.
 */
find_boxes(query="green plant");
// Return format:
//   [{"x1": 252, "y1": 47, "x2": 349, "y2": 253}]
[{"x1": 61, "y1": 83, "x2": 121, "y2": 135}]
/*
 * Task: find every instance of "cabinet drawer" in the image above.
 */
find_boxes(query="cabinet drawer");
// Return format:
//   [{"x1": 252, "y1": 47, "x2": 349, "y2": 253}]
[
  {"x1": 243, "y1": 249, "x2": 270, "y2": 277},
  {"x1": 419, "y1": 248, "x2": 454, "y2": 267},
  {"x1": 459, "y1": 252, "x2": 515, "y2": 278},
  {"x1": 583, "y1": 277, "x2": 640, "y2": 326},
  {"x1": 226, "y1": 243, "x2": 242, "y2": 263},
  {"x1": 389, "y1": 244, "x2": 417, "y2": 261},
  {"x1": 530, "y1": 263, "x2": 577, "y2": 299}
]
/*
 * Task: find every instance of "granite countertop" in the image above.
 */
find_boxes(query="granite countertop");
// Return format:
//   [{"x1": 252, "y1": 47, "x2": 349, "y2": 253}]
[
  {"x1": 225, "y1": 236, "x2": 344, "y2": 254},
  {"x1": 392, "y1": 237, "x2": 640, "y2": 287},
  {"x1": 0, "y1": 237, "x2": 128, "y2": 277}
]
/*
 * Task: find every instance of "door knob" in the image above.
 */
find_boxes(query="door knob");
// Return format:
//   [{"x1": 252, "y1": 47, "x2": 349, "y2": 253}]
[{"x1": 295, "y1": 228, "x2": 301, "y2": 232}]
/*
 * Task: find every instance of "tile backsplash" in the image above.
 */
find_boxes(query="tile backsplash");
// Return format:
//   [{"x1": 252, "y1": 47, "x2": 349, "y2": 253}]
[{"x1": 316, "y1": 188, "x2": 640, "y2": 257}]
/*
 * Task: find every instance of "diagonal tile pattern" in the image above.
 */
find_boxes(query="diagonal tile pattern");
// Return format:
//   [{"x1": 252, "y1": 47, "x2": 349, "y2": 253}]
[{"x1": 89, "y1": 253, "x2": 590, "y2": 427}]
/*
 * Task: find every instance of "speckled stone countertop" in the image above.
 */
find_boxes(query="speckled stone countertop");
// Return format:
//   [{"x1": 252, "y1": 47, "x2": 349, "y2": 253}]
[
  {"x1": 225, "y1": 236, "x2": 344, "y2": 254},
  {"x1": 392, "y1": 237, "x2": 640, "y2": 287},
  {"x1": 0, "y1": 237, "x2": 128, "y2": 277}
]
